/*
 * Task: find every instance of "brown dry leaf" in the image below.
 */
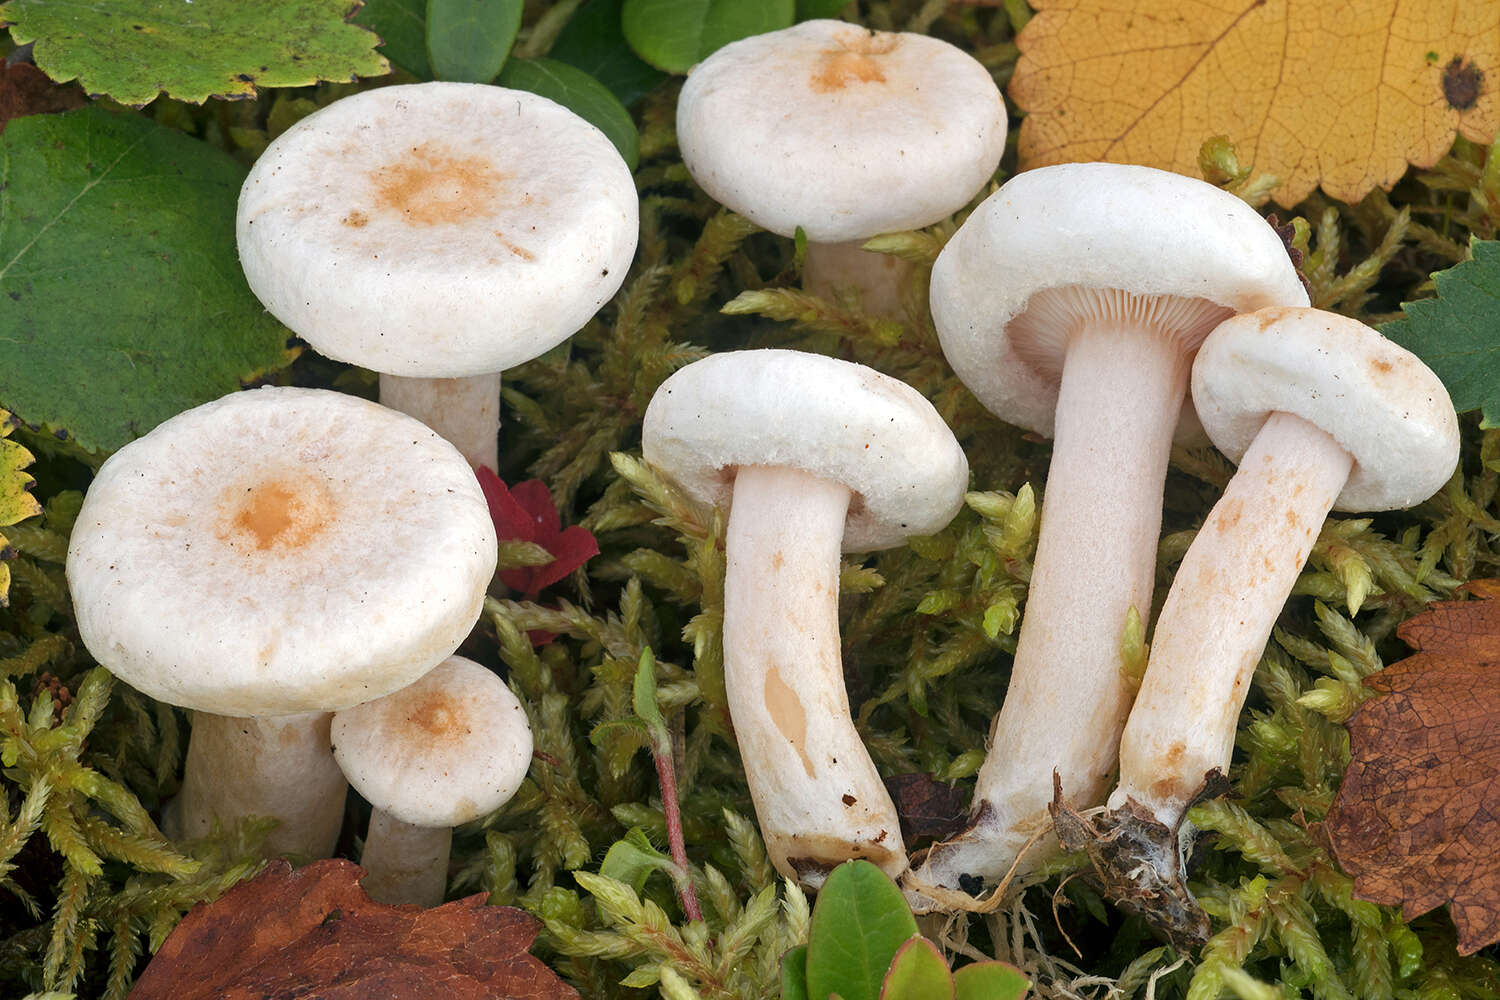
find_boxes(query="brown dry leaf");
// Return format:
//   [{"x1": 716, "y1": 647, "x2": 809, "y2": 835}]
[
  {"x1": 0, "y1": 61, "x2": 85, "y2": 132},
  {"x1": 128, "y1": 859, "x2": 580, "y2": 999},
  {"x1": 1326, "y1": 580, "x2": 1500, "y2": 955},
  {"x1": 1010, "y1": 0, "x2": 1500, "y2": 206},
  {"x1": 885, "y1": 772, "x2": 968, "y2": 843}
]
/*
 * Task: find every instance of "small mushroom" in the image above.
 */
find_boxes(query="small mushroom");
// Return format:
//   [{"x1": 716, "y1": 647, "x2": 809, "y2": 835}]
[
  {"x1": 65, "y1": 387, "x2": 498, "y2": 858},
  {"x1": 643, "y1": 349, "x2": 967, "y2": 887},
  {"x1": 237, "y1": 82, "x2": 639, "y2": 469},
  {"x1": 1110, "y1": 307, "x2": 1458, "y2": 834},
  {"x1": 676, "y1": 20, "x2": 1006, "y2": 315},
  {"x1": 912, "y1": 164, "x2": 1309, "y2": 899},
  {"x1": 332, "y1": 655, "x2": 533, "y2": 906}
]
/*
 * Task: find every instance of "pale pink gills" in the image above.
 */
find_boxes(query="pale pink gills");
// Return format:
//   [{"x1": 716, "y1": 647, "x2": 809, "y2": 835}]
[
  {"x1": 912, "y1": 164, "x2": 1310, "y2": 906},
  {"x1": 66, "y1": 387, "x2": 497, "y2": 858},
  {"x1": 236, "y1": 82, "x2": 639, "y2": 469},
  {"x1": 1113, "y1": 307, "x2": 1459, "y2": 832},
  {"x1": 677, "y1": 20, "x2": 1005, "y2": 313},
  {"x1": 643, "y1": 349, "x2": 967, "y2": 887},
  {"x1": 333, "y1": 656, "x2": 533, "y2": 906}
]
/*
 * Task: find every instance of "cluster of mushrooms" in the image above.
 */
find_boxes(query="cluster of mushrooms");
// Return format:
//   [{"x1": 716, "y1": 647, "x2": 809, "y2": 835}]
[{"x1": 63, "y1": 19, "x2": 1461, "y2": 917}]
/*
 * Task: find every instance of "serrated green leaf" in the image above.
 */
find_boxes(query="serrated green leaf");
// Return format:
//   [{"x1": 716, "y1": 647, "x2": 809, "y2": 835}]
[
  {"x1": 880, "y1": 937, "x2": 954, "y2": 1000},
  {"x1": 550, "y1": 0, "x2": 666, "y2": 106},
  {"x1": 599, "y1": 827, "x2": 673, "y2": 893},
  {"x1": 806, "y1": 860, "x2": 919, "y2": 1000},
  {"x1": 781, "y1": 944, "x2": 810, "y2": 1000},
  {"x1": 0, "y1": 415, "x2": 40, "y2": 532},
  {"x1": 1383, "y1": 238, "x2": 1500, "y2": 426},
  {"x1": 426, "y1": 0, "x2": 521, "y2": 83},
  {"x1": 620, "y1": 0, "x2": 793, "y2": 74},
  {"x1": 497, "y1": 57, "x2": 639, "y2": 170},
  {"x1": 0, "y1": 107, "x2": 296, "y2": 453},
  {"x1": 1, "y1": 0, "x2": 388, "y2": 105},
  {"x1": 353, "y1": 0, "x2": 432, "y2": 77},
  {"x1": 952, "y1": 961, "x2": 1029, "y2": 1000}
]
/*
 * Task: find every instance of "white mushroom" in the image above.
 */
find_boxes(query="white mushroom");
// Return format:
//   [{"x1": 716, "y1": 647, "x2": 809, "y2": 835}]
[
  {"x1": 913, "y1": 164, "x2": 1309, "y2": 901},
  {"x1": 332, "y1": 655, "x2": 533, "y2": 906},
  {"x1": 65, "y1": 387, "x2": 498, "y2": 858},
  {"x1": 237, "y1": 82, "x2": 639, "y2": 469},
  {"x1": 643, "y1": 349, "x2": 967, "y2": 887},
  {"x1": 676, "y1": 20, "x2": 1006, "y2": 315},
  {"x1": 1111, "y1": 307, "x2": 1458, "y2": 837}
]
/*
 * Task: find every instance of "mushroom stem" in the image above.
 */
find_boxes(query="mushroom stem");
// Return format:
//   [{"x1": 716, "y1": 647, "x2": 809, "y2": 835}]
[
  {"x1": 916, "y1": 319, "x2": 1192, "y2": 892},
  {"x1": 379, "y1": 373, "x2": 502, "y2": 470},
  {"x1": 723, "y1": 464, "x2": 905, "y2": 886},
  {"x1": 168, "y1": 711, "x2": 347, "y2": 859},
  {"x1": 1112, "y1": 411, "x2": 1352, "y2": 826},
  {"x1": 358, "y1": 809, "x2": 452, "y2": 907},
  {"x1": 804, "y1": 239, "x2": 911, "y2": 318}
]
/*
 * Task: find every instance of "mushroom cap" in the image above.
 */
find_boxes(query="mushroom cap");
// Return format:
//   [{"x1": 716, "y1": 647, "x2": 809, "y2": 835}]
[
  {"x1": 237, "y1": 82, "x2": 638, "y2": 378},
  {"x1": 676, "y1": 20, "x2": 1006, "y2": 243},
  {"x1": 931, "y1": 162, "x2": 1310, "y2": 440},
  {"x1": 1193, "y1": 306, "x2": 1459, "y2": 511},
  {"x1": 66, "y1": 387, "x2": 499, "y2": 717},
  {"x1": 332, "y1": 655, "x2": 533, "y2": 829},
  {"x1": 642, "y1": 349, "x2": 968, "y2": 552}
]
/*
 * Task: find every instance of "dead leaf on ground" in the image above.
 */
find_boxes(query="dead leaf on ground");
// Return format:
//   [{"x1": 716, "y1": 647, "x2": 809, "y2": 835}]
[
  {"x1": 1010, "y1": 0, "x2": 1500, "y2": 206},
  {"x1": 1327, "y1": 580, "x2": 1500, "y2": 955},
  {"x1": 128, "y1": 859, "x2": 579, "y2": 999},
  {"x1": 0, "y1": 62, "x2": 86, "y2": 132},
  {"x1": 885, "y1": 772, "x2": 969, "y2": 843}
]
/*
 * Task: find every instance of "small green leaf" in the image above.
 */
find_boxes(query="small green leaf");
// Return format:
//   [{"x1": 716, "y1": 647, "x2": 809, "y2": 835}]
[
  {"x1": 806, "y1": 861, "x2": 919, "y2": 1000},
  {"x1": 353, "y1": 0, "x2": 432, "y2": 78},
  {"x1": 550, "y1": 0, "x2": 667, "y2": 106},
  {"x1": 599, "y1": 827, "x2": 672, "y2": 893},
  {"x1": 1, "y1": 0, "x2": 388, "y2": 105},
  {"x1": 426, "y1": 0, "x2": 522, "y2": 83},
  {"x1": 880, "y1": 937, "x2": 954, "y2": 1000},
  {"x1": 953, "y1": 961, "x2": 1030, "y2": 1000},
  {"x1": 498, "y1": 57, "x2": 639, "y2": 170},
  {"x1": 1383, "y1": 238, "x2": 1500, "y2": 426},
  {"x1": 796, "y1": 0, "x2": 849, "y2": 18},
  {"x1": 782, "y1": 944, "x2": 810, "y2": 1000},
  {"x1": 620, "y1": 0, "x2": 794, "y2": 74},
  {"x1": 0, "y1": 108, "x2": 295, "y2": 453}
]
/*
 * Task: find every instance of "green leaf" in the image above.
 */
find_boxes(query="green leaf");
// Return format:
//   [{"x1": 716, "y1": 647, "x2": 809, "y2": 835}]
[
  {"x1": 1383, "y1": 238, "x2": 1500, "y2": 426},
  {"x1": 1, "y1": 0, "x2": 388, "y2": 106},
  {"x1": 497, "y1": 57, "x2": 639, "y2": 170},
  {"x1": 598, "y1": 827, "x2": 673, "y2": 893},
  {"x1": 619, "y1": 0, "x2": 794, "y2": 74},
  {"x1": 782, "y1": 944, "x2": 810, "y2": 1000},
  {"x1": 796, "y1": 0, "x2": 849, "y2": 18},
  {"x1": 880, "y1": 937, "x2": 954, "y2": 1000},
  {"x1": 805, "y1": 860, "x2": 919, "y2": 1000},
  {"x1": 550, "y1": 0, "x2": 667, "y2": 107},
  {"x1": 0, "y1": 107, "x2": 295, "y2": 453},
  {"x1": 354, "y1": 0, "x2": 432, "y2": 77},
  {"x1": 952, "y1": 961, "x2": 1030, "y2": 1000},
  {"x1": 426, "y1": 0, "x2": 522, "y2": 83}
]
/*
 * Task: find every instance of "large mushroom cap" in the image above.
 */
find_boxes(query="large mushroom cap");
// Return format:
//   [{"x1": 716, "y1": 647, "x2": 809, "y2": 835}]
[
  {"x1": 332, "y1": 656, "x2": 533, "y2": 829},
  {"x1": 237, "y1": 82, "x2": 639, "y2": 378},
  {"x1": 642, "y1": 349, "x2": 968, "y2": 552},
  {"x1": 931, "y1": 163, "x2": 1310, "y2": 440},
  {"x1": 677, "y1": 20, "x2": 1006, "y2": 242},
  {"x1": 1193, "y1": 306, "x2": 1460, "y2": 511},
  {"x1": 66, "y1": 387, "x2": 499, "y2": 717}
]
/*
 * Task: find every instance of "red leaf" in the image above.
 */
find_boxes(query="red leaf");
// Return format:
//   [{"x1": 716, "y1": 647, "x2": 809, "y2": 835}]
[
  {"x1": 510, "y1": 479, "x2": 562, "y2": 541},
  {"x1": 477, "y1": 467, "x2": 538, "y2": 545},
  {"x1": 128, "y1": 859, "x2": 579, "y2": 999},
  {"x1": 478, "y1": 468, "x2": 598, "y2": 601},
  {"x1": 529, "y1": 525, "x2": 600, "y2": 594}
]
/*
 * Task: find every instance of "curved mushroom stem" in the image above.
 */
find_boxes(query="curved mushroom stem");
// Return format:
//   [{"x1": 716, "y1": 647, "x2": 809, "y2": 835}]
[
  {"x1": 804, "y1": 239, "x2": 911, "y2": 318},
  {"x1": 358, "y1": 810, "x2": 452, "y2": 907},
  {"x1": 379, "y1": 373, "x2": 501, "y2": 470},
  {"x1": 1112, "y1": 411, "x2": 1351, "y2": 826},
  {"x1": 724, "y1": 464, "x2": 905, "y2": 887},
  {"x1": 167, "y1": 711, "x2": 347, "y2": 859},
  {"x1": 911, "y1": 318, "x2": 1193, "y2": 900}
]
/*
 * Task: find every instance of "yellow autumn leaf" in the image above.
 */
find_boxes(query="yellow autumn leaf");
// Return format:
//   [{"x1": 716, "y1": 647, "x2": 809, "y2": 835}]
[
  {"x1": 0, "y1": 411, "x2": 42, "y2": 607},
  {"x1": 1010, "y1": 0, "x2": 1500, "y2": 207}
]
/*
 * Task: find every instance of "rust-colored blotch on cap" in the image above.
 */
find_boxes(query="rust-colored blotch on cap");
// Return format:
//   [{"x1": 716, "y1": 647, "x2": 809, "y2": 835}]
[
  {"x1": 218, "y1": 479, "x2": 330, "y2": 551},
  {"x1": 401, "y1": 691, "x2": 471, "y2": 742},
  {"x1": 366, "y1": 142, "x2": 506, "y2": 227},
  {"x1": 809, "y1": 30, "x2": 900, "y2": 93}
]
